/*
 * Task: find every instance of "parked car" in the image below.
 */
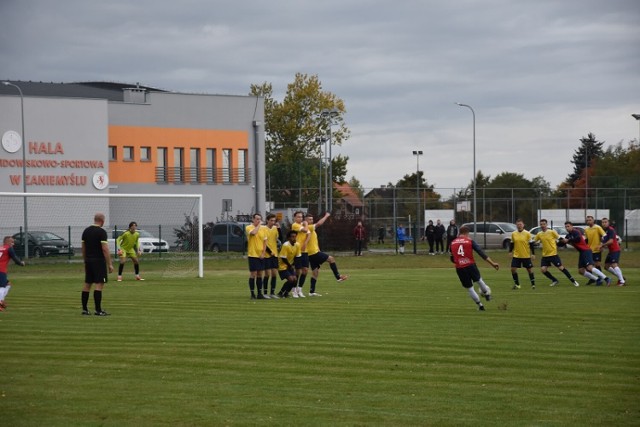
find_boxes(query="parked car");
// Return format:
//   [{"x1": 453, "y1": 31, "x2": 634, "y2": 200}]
[
  {"x1": 12, "y1": 231, "x2": 74, "y2": 258},
  {"x1": 107, "y1": 229, "x2": 169, "y2": 254},
  {"x1": 461, "y1": 222, "x2": 517, "y2": 249},
  {"x1": 209, "y1": 222, "x2": 249, "y2": 252}
]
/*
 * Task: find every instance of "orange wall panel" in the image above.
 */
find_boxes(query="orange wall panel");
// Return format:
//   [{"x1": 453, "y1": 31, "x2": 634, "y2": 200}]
[{"x1": 108, "y1": 125, "x2": 249, "y2": 184}]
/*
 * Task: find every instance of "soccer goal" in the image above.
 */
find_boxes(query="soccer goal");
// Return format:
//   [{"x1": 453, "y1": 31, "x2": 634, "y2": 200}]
[{"x1": 0, "y1": 192, "x2": 204, "y2": 278}]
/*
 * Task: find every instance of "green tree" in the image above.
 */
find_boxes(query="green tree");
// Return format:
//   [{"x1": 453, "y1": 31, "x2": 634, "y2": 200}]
[
  {"x1": 567, "y1": 132, "x2": 605, "y2": 185},
  {"x1": 250, "y1": 74, "x2": 351, "y2": 208}
]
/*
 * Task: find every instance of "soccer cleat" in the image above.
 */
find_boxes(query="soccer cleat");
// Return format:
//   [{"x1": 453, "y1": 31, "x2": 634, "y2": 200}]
[
  {"x1": 262, "y1": 294, "x2": 271, "y2": 299},
  {"x1": 595, "y1": 278, "x2": 603, "y2": 286},
  {"x1": 94, "y1": 310, "x2": 111, "y2": 316},
  {"x1": 82, "y1": 309, "x2": 91, "y2": 316},
  {"x1": 250, "y1": 294, "x2": 257, "y2": 300},
  {"x1": 478, "y1": 304, "x2": 486, "y2": 311},
  {"x1": 269, "y1": 293, "x2": 280, "y2": 299},
  {"x1": 550, "y1": 281, "x2": 559, "y2": 287},
  {"x1": 298, "y1": 290, "x2": 306, "y2": 298},
  {"x1": 135, "y1": 276, "x2": 145, "y2": 281},
  {"x1": 531, "y1": 284, "x2": 536, "y2": 290},
  {"x1": 337, "y1": 275, "x2": 349, "y2": 282},
  {"x1": 512, "y1": 284, "x2": 520, "y2": 290},
  {"x1": 604, "y1": 277, "x2": 611, "y2": 287},
  {"x1": 586, "y1": 279, "x2": 595, "y2": 286},
  {"x1": 617, "y1": 281, "x2": 626, "y2": 287},
  {"x1": 257, "y1": 293, "x2": 266, "y2": 299},
  {"x1": 572, "y1": 280, "x2": 580, "y2": 287},
  {"x1": 117, "y1": 276, "x2": 123, "y2": 282},
  {"x1": 309, "y1": 292, "x2": 322, "y2": 297},
  {"x1": 0, "y1": 300, "x2": 6, "y2": 308}
]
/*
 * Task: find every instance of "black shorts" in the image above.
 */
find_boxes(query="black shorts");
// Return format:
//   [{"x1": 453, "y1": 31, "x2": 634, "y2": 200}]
[
  {"x1": 541, "y1": 255, "x2": 562, "y2": 268},
  {"x1": 592, "y1": 252, "x2": 602, "y2": 263},
  {"x1": 278, "y1": 270, "x2": 296, "y2": 281},
  {"x1": 265, "y1": 256, "x2": 278, "y2": 270},
  {"x1": 456, "y1": 265, "x2": 481, "y2": 289},
  {"x1": 294, "y1": 253, "x2": 309, "y2": 269},
  {"x1": 248, "y1": 257, "x2": 266, "y2": 272},
  {"x1": 84, "y1": 259, "x2": 108, "y2": 284},
  {"x1": 309, "y1": 252, "x2": 330, "y2": 270},
  {"x1": 511, "y1": 257, "x2": 533, "y2": 269}
]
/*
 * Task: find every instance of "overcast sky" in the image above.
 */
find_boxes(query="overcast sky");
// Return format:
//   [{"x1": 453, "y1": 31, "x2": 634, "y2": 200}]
[{"x1": 2, "y1": 0, "x2": 639, "y2": 195}]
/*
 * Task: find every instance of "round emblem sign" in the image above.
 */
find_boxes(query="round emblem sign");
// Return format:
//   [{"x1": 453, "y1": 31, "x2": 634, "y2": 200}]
[
  {"x1": 2, "y1": 130, "x2": 22, "y2": 153},
  {"x1": 92, "y1": 171, "x2": 109, "y2": 190}
]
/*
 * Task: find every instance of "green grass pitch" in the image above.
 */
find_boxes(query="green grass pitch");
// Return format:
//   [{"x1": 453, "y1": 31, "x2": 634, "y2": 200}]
[{"x1": 2, "y1": 250, "x2": 639, "y2": 426}]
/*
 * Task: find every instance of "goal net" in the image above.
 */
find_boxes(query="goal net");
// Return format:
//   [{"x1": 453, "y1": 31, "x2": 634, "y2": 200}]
[{"x1": 0, "y1": 192, "x2": 203, "y2": 278}]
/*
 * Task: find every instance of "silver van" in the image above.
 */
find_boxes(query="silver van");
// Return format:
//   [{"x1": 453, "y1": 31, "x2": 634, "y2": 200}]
[{"x1": 461, "y1": 222, "x2": 517, "y2": 249}]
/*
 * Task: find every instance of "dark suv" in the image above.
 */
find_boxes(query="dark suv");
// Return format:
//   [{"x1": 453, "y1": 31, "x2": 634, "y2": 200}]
[{"x1": 209, "y1": 222, "x2": 248, "y2": 252}]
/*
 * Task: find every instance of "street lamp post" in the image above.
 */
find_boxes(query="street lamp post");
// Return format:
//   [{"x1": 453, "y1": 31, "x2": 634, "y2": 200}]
[
  {"x1": 3, "y1": 81, "x2": 28, "y2": 258},
  {"x1": 455, "y1": 103, "x2": 477, "y2": 240},
  {"x1": 320, "y1": 108, "x2": 339, "y2": 213},
  {"x1": 412, "y1": 150, "x2": 423, "y2": 254},
  {"x1": 386, "y1": 185, "x2": 397, "y2": 254},
  {"x1": 315, "y1": 135, "x2": 328, "y2": 212}
]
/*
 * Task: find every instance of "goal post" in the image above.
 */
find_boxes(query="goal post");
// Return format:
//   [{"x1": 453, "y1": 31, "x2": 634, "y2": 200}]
[{"x1": 0, "y1": 192, "x2": 204, "y2": 278}]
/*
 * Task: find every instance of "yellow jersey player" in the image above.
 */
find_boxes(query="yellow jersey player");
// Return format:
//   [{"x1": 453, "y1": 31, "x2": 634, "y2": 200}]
[
  {"x1": 534, "y1": 219, "x2": 579, "y2": 287},
  {"x1": 246, "y1": 213, "x2": 268, "y2": 300},
  {"x1": 306, "y1": 212, "x2": 348, "y2": 296},
  {"x1": 509, "y1": 218, "x2": 535, "y2": 289},
  {"x1": 264, "y1": 213, "x2": 281, "y2": 298},
  {"x1": 584, "y1": 215, "x2": 605, "y2": 284},
  {"x1": 116, "y1": 221, "x2": 144, "y2": 281},
  {"x1": 290, "y1": 211, "x2": 311, "y2": 297},
  {"x1": 276, "y1": 230, "x2": 301, "y2": 298}
]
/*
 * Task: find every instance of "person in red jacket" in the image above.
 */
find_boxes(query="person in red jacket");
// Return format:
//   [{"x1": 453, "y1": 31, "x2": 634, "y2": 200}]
[
  {"x1": 450, "y1": 226, "x2": 499, "y2": 311},
  {"x1": 353, "y1": 221, "x2": 366, "y2": 256}
]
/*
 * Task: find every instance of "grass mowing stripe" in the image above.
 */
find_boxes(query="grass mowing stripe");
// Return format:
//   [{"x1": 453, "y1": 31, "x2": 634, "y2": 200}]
[{"x1": 2, "y1": 258, "x2": 639, "y2": 426}]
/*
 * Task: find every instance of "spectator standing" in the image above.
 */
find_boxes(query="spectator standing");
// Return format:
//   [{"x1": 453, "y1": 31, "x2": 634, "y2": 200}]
[
  {"x1": 434, "y1": 219, "x2": 446, "y2": 254},
  {"x1": 377, "y1": 226, "x2": 385, "y2": 244},
  {"x1": 424, "y1": 220, "x2": 436, "y2": 255},
  {"x1": 397, "y1": 224, "x2": 406, "y2": 254},
  {"x1": 446, "y1": 219, "x2": 459, "y2": 253},
  {"x1": 353, "y1": 221, "x2": 366, "y2": 256}
]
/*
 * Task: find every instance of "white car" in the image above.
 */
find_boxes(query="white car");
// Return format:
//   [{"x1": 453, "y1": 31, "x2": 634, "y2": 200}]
[{"x1": 108, "y1": 229, "x2": 169, "y2": 254}]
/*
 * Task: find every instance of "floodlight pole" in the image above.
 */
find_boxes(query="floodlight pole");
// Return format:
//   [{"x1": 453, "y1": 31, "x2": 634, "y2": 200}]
[
  {"x1": 412, "y1": 150, "x2": 423, "y2": 254},
  {"x1": 3, "y1": 81, "x2": 28, "y2": 258},
  {"x1": 456, "y1": 103, "x2": 477, "y2": 240}
]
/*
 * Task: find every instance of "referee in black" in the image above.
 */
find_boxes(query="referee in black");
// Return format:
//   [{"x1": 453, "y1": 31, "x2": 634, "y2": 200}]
[{"x1": 81, "y1": 213, "x2": 114, "y2": 316}]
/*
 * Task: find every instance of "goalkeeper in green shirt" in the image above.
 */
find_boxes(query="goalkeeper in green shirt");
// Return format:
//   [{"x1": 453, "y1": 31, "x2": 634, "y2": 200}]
[{"x1": 116, "y1": 221, "x2": 144, "y2": 281}]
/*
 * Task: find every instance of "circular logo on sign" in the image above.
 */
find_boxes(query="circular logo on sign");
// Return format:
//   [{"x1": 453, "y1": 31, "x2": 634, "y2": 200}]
[
  {"x1": 92, "y1": 171, "x2": 109, "y2": 190},
  {"x1": 2, "y1": 130, "x2": 22, "y2": 153}
]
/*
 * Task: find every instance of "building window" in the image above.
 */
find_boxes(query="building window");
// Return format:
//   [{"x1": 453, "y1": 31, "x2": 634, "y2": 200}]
[
  {"x1": 174, "y1": 147, "x2": 184, "y2": 183},
  {"x1": 206, "y1": 148, "x2": 216, "y2": 183},
  {"x1": 108, "y1": 146, "x2": 117, "y2": 161},
  {"x1": 123, "y1": 146, "x2": 134, "y2": 161},
  {"x1": 189, "y1": 148, "x2": 200, "y2": 183},
  {"x1": 222, "y1": 149, "x2": 231, "y2": 183},
  {"x1": 238, "y1": 149, "x2": 248, "y2": 183},
  {"x1": 156, "y1": 147, "x2": 168, "y2": 183},
  {"x1": 140, "y1": 147, "x2": 151, "y2": 162}
]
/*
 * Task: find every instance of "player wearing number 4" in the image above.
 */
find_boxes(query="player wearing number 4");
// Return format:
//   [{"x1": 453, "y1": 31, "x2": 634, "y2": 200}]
[
  {"x1": 116, "y1": 221, "x2": 144, "y2": 281},
  {"x1": 450, "y1": 226, "x2": 499, "y2": 311}
]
